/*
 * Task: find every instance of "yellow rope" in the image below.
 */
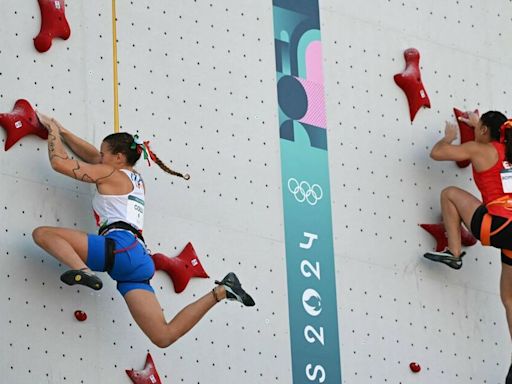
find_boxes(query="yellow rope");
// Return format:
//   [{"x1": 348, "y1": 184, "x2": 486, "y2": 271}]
[{"x1": 112, "y1": 0, "x2": 120, "y2": 133}]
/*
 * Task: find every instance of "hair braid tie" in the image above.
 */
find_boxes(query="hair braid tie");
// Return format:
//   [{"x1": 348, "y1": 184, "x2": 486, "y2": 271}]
[
  {"x1": 500, "y1": 120, "x2": 512, "y2": 143},
  {"x1": 130, "y1": 134, "x2": 146, "y2": 159}
]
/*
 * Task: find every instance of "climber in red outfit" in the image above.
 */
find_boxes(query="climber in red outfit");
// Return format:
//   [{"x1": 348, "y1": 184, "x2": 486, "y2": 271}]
[{"x1": 423, "y1": 111, "x2": 512, "y2": 382}]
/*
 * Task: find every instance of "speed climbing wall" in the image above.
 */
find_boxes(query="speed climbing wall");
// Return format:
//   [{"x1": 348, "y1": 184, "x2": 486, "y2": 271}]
[{"x1": 0, "y1": 1, "x2": 512, "y2": 383}]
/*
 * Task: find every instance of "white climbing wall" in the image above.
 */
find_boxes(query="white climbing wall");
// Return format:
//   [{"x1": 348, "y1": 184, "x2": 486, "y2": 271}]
[{"x1": 0, "y1": 0, "x2": 512, "y2": 383}]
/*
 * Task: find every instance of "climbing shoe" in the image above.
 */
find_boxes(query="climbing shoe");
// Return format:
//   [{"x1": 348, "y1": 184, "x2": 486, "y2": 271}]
[
  {"x1": 215, "y1": 272, "x2": 255, "y2": 307},
  {"x1": 60, "y1": 268, "x2": 103, "y2": 290},
  {"x1": 423, "y1": 249, "x2": 465, "y2": 270}
]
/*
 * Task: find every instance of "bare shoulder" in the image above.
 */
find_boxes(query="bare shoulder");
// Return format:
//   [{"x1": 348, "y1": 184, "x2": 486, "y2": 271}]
[
  {"x1": 461, "y1": 141, "x2": 497, "y2": 156},
  {"x1": 95, "y1": 167, "x2": 136, "y2": 194},
  {"x1": 471, "y1": 141, "x2": 500, "y2": 171},
  {"x1": 460, "y1": 141, "x2": 482, "y2": 151},
  {"x1": 475, "y1": 141, "x2": 499, "y2": 154}
]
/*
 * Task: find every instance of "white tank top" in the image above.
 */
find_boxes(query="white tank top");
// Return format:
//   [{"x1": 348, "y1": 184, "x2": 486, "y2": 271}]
[{"x1": 92, "y1": 169, "x2": 145, "y2": 231}]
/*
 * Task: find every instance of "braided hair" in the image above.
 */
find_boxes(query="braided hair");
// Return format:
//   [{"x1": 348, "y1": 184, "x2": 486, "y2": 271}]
[
  {"x1": 148, "y1": 150, "x2": 190, "y2": 179},
  {"x1": 103, "y1": 132, "x2": 189, "y2": 179}
]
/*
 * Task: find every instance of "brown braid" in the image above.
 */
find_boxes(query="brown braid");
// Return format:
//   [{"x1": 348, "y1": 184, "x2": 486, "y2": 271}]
[{"x1": 151, "y1": 150, "x2": 190, "y2": 180}]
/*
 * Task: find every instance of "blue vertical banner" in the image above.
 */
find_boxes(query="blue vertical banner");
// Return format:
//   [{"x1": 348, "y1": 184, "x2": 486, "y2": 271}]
[{"x1": 272, "y1": 1, "x2": 342, "y2": 383}]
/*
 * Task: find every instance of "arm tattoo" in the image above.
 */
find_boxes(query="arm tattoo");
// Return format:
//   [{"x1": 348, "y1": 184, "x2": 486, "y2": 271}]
[
  {"x1": 71, "y1": 160, "x2": 115, "y2": 182},
  {"x1": 47, "y1": 122, "x2": 114, "y2": 183},
  {"x1": 48, "y1": 127, "x2": 69, "y2": 161}
]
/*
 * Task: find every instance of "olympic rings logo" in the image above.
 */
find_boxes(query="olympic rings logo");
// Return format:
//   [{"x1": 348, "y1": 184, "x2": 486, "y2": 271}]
[{"x1": 287, "y1": 178, "x2": 323, "y2": 206}]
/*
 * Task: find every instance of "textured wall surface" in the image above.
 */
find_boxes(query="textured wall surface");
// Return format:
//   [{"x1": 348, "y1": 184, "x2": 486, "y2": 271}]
[{"x1": 0, "y1": 0, "x2": 511, "y2": 383}]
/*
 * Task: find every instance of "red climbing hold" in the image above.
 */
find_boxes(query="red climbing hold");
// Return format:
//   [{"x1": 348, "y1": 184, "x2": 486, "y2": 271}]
[
  {"x1": 0, "y1": 99, "x2": 48, "y2": 151},
  {"x1": 74, "y1": 310, "x2": 87, "y2": 322},
  {"x1": 409, "y1": 362, "x2": 421, "y2": 373},
  {"x1": 420, "y1": 223, "x2": 477, "y2": 252},
  {"x1": 34, "y1": 0, "x2": 71, "y2": 53},
  {"x1": 453, "y1": 108, "x2": 478, "y2": 168},
  {"x1": 152, "y1": 242, "x2": 209, "y2": 293},
  {"x1": 126, "y1": 353, "x2": 162, "y2": 384},
  {"x1": 394, "y1": 48, "x2": 431, "y2": 122}
]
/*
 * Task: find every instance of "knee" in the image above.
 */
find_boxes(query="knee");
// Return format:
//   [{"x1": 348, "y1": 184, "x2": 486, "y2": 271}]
[
  {"x1": 149, "y1": 336, "x2": 168, "y2": 349},
  {"x1": 149, "y1": 329, "x2": 180, "y2": 349},
  {"x1": 440, "y1": 186, "x2": 459, "y2": 200},
  {"x1": 32, "y1": 226, "x2": 50, "y2": 245},
  {"x1": 150, "y1": 334, "x2": 177, "y2": 349}
]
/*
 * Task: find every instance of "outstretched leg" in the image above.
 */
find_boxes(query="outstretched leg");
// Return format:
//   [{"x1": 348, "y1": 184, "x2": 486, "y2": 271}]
[
  {"x1": 440, "y1": 186, "x2": 481, "y2": 256},
  {"x1": 124, "y1": 273, "x2": 255, "y2": 348},
  {"x1": 124, "y1": 286, "x2": 227, "y2": 348},
  {"x1": 32, "y1": 226, "x2": 89, "y2": 269}
]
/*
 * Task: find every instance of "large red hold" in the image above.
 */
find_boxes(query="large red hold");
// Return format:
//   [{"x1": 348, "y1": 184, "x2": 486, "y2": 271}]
[
  {"x1": 420, "y1": 223, "x2": 477, "y2": 252},
  {"x1": 0, "y1": 99, "x2": 48, "y2": 150},
  {"x1": 34, "y1": 0, "x2": 71, "y2": 53},
  {"x1": 152, "y1": 242, "x2": 209, "y2": 293},
  {"x1": 126, "y1": 353, "x2": 162, "y2": 384},
  {"x1": 394, "y1": 48, "x2": 431, "y2": 122},
  {"x1": 453, "y1": 108, "x2": 478, "y2": 168}
]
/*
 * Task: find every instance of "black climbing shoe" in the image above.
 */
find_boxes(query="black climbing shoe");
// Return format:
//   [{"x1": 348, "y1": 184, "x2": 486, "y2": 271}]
[
  {"x1": 506, "y1": 362, "x2": 512, "y2": 384},
  {"x1": 215, "y1": 272, "x2": 255, "y2": 307},
  {"x1": 60, "y1": 268, "x2": 103, "y2": 290},
  {"x1": 423, "y1": 249, "x2": 465, "y2": 270}
]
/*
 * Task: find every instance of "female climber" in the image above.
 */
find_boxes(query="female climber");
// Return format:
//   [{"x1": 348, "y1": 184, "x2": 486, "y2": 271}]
[
  {"x1": 423, "y1": 110, "x2": 512, "y2": 381},
  {"x1": 31, "y1": 111, "x2": 255, "y2": 348}
]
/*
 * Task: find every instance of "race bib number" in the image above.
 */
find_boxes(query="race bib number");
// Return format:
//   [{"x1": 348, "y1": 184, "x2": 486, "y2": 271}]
[
  {"x1": 501, "y1": 168, "x2": 512, "y2": 193},
  {"x1": 126, "y1": 195, "x2": 144, "y2": 229}
]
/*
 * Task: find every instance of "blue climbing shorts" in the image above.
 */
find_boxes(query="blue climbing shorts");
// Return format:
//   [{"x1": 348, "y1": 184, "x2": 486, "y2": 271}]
[{"x1": 86, "y1": 229, "x2": 155, "y2": 296}]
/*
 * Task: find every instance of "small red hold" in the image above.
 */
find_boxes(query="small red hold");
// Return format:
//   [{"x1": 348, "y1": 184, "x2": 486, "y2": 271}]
[
  {"x1": 453, "y1": 108, "x2": 478, "y2": 168},
  {"x1": 409, "y1": 362, "x2": 421, "y2": 373},
  {"x1": 0, "y1": 99, "x2": 48, "y2": 150},
  {"x1": 420, "y1": 222, "x2": 477, "y2": 252},
  {"x1": 34, "y1": 0, "x2": 71, "y2": 53},
  {"x1": 126, "y1": 353, "x2": 162, "y2": 384},
  {"x1": 394, "y1": 48, "x2": 431, "y2": 122},
  {"x1": 74, "y1": 310, "x2": 87, "y2": 322},
  {"x1": 152, "y1": 242, "x2": 209, "y2": 293}
]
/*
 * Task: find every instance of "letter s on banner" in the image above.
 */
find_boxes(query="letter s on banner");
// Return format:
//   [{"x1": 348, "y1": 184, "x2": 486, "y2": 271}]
[{"x1": 305, "y1": 363, "x2": 326, "y2": 383}]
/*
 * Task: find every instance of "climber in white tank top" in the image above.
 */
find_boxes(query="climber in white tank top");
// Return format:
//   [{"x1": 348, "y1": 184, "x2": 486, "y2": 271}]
[{"x1": 92, "y1": 169, "x2": 145, "y2": 231}]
